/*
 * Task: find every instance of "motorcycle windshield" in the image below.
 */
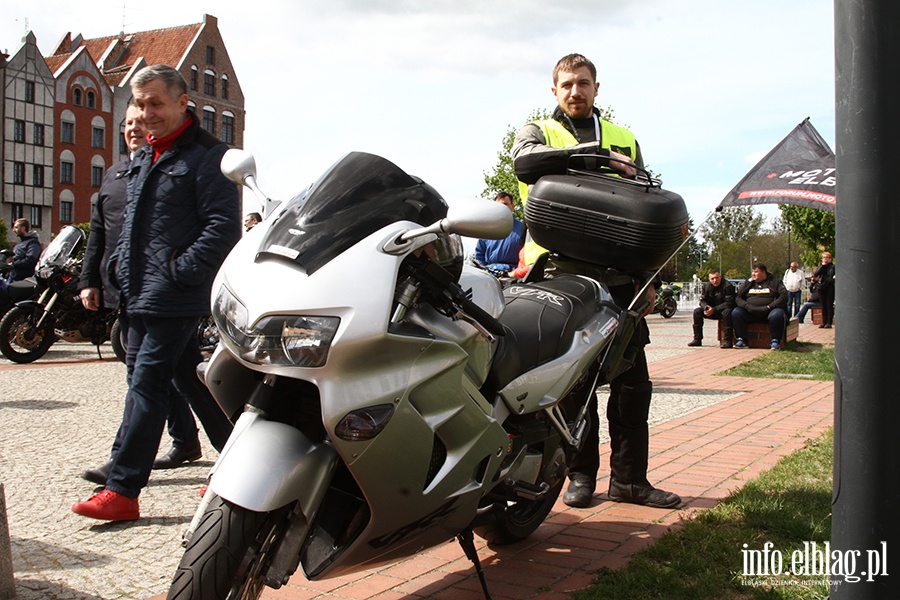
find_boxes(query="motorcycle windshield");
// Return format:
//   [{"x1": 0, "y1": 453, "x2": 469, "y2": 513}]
[
  {"x1": 37, "y1": 226, "x2": 84, "y2": 271},
  {"x1": 258, "y1": 152, "x2": 448, "y2": 275}
]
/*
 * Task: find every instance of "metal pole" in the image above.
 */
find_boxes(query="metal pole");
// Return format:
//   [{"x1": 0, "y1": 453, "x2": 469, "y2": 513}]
[{"x1": 832, "y1": 0, "x2": 900, "y2": 597}]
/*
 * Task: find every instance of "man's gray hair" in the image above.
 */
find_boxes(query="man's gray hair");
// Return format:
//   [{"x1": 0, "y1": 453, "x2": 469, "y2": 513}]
[{"x1": 131, "y1": 64, "x2": 188, "y2": 100}]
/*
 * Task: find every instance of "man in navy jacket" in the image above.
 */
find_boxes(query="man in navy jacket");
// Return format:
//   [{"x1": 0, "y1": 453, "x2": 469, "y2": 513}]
[{"x1": 73, "y1": 65, "x2": 240, "y2": 521}]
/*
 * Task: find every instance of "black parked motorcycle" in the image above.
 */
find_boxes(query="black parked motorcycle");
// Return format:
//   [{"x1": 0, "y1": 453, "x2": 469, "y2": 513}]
[
  {"x1": 1, "y1": 250, "x2": 40, "y2": 321},
  {"x1": 653, "y1": 282, "x2": 681, "y2": 318},
  {"x1": 0, "y1": 226, "x2": 123, "y2": 363}
]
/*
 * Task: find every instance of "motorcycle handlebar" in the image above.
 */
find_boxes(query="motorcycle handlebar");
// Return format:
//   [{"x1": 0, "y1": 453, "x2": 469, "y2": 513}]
[{"x1": 452, "y1": 289, "x2": 506, "y2": 338}]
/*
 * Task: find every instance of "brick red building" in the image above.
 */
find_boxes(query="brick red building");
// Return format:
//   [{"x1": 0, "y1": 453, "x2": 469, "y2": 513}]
[
  {"x1": 44, "y1": 46, "x2": 114, "y2": 232},
  {"x1": 47, "y1": 13, "x2": 245, "y2": 232}
]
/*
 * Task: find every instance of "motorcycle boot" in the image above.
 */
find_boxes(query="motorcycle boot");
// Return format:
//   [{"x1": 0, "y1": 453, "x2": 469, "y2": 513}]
[{"x1": 562, "y1": 473, "x2": 596, "y2": 508}]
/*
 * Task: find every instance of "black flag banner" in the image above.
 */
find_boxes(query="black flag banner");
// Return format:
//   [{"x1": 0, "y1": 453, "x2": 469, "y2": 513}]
[{"x1": 716, "y1": 118, "x2": 835, "y2": 212}]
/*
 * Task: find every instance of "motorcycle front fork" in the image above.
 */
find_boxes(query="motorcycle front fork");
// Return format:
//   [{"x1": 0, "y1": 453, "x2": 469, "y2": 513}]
[{"x1": 34, "y1": 289, "x2": 57, "y2": 329}]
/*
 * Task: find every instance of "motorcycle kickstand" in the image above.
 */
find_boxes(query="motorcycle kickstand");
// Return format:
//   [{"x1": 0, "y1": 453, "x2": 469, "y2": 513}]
[{"x1": 456, "y1": 528, "x2": 493, "y2": 600}]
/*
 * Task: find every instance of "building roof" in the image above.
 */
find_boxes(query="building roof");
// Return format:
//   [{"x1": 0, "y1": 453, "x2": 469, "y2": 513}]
[
  {"x1": 43, "y1": 52, "x2": 71, "y2": 75},
  {"x1": 49, "y1": 22, "x2": 203, "y2": 87}
]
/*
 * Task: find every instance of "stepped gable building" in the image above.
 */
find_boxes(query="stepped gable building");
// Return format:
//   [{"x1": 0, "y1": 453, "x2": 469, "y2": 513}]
[
  {"x1": 2, "y1": 32, "x2": 56, "y2": 246},
  {"x1": 1, "y1": 15, "x2": 243, "y2": 248},
  {"x1": 46, "y1": 13, "x2": 245, "y2": 233},
  {"x1": 44, "y1": 45, "x2": 114, "y2": 233},
  {"x1": 53, "y1": 13, "x2": 245, "y2": 156}
]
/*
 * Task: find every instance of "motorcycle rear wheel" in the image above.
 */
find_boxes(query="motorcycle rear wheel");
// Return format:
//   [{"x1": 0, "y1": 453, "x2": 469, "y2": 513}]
[
  {"x1": 474, "y1": 444, "x2": 567, "y2": 546},
  {"x1": 0, "y1": 305, "x2": 55, "y2": 363},
  {"x1": 167, "y1": 495, "x2": 288, "y2": 600},
  {"x1": 660, "y1": 298, "x2": 677, "y2": 318}
]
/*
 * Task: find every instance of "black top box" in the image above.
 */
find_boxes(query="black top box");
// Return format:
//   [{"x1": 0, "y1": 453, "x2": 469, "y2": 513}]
[{"x1": 524, "y1": 173, "x2": 689, "y2": 272}]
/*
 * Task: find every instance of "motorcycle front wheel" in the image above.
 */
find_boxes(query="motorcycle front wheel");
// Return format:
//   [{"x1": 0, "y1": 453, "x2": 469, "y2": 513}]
[
  {"x1": 0, "y1": 305, "x2": 55, "y2": 363},
  {"x1": 660, "y1": 298, "x2": 677, "y2": 318},
  {"x1": 167, "y1": 495, "x2": 289, "y2": 600}
]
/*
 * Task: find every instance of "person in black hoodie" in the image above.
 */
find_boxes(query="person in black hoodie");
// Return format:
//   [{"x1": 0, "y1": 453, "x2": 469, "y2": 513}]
[
  {"x1": 732, "y1": 262, "x2": 789, "y2": 350},
  {"x1": 688, "y1": 269, "x2": 735, "y2": 348},
  {"x1": 9, "y1": 219, "x2": 42, "y2": 282}
]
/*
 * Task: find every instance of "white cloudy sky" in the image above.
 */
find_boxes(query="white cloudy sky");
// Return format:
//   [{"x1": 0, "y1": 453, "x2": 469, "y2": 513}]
[{"x1": 3, "y1": 0, "x2": 835, "y2": 223}]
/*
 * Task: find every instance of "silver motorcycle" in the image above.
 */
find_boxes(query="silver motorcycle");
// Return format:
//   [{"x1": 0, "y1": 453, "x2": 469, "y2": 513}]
[{"x1": 167, "y1": 150, "x2": 640, "y2": 599}]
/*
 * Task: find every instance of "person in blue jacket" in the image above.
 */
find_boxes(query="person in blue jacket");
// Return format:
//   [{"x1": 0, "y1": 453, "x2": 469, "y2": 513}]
[
  {"x1": 474, "y1": 191, "x2": 525, "y2": 273},
  {"x1": 72, "y1": 64, "x2": 240, "y2": 521}
]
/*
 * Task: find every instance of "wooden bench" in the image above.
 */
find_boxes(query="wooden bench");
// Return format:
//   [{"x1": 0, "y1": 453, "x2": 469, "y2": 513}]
[{"x1": 718, "y1": 317, "x2": 799, "y2": 348}]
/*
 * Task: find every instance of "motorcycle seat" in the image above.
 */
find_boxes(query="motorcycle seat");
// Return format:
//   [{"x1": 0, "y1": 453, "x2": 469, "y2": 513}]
[{"x1": 482, "y1": 275, "x2": 602, "y2": 396}]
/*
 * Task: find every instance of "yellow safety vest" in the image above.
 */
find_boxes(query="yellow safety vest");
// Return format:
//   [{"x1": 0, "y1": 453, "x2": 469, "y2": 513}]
[{"x1": 519, "y1": 118, "x2": 637, "y2": 265}]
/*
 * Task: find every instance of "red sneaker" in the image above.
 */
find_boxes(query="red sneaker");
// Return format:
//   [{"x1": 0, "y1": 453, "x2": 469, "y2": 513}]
[{"x1": 72, "y1": 490, "x2": 139, "y2": 521}]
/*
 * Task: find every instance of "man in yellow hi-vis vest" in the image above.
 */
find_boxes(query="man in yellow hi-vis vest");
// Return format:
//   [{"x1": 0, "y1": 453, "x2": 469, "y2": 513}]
[{"x1": 511, "y1": 53, "x2": 680, "y2": 510}]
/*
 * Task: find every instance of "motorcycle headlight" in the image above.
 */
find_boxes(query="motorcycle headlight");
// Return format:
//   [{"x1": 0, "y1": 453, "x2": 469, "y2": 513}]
[{"x1": 213, "y1": 286, "x2": 340, "y2": 367}]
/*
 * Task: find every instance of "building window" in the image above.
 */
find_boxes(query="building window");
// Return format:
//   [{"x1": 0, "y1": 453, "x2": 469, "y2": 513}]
[
  {"x1": 92, "y1": 127, "x2": 105, "y2": 148},
  {"x1": 73, "y1": 88, "x2": 82, "y2": 106},
  {"x1": 204, "y1": 72, "x2": 215, "y2": 96},
  {"x1": 91, "y1": 166, "x2": 104, "y2": 187},
  {"x1": 222, "y1": 114, "x2": 234, "y2": 145},
  {"x1": 61, "y1": 161, "x2": 74, "y2": 184},
  {"x1": 60, "y1": 201, "x2": 73, "y2": 224},
  {"x1": 120, "y1": 132, "x2": 128, "y2": 155},
  {"x1": 62, "y1": 121, "x2": 75, "y2": 143},
  {"x1": 206, "y1": 46, "x2": 215, "y2": 65},
  {"x1": 11, "y1": 204, "x2": 25, "y2": 222},
  {"x1": 86, "y1": 91, "x2": 96, "y2": 109},
  {"x1": 202, "y1": 109, "x2": 215, "y2": 134},
  {"x1": 14, "y1": 120, "x2": 26, "y2": 142},
  {"x1": 13, "y1": 162, "x2": 25, "y2": 184},
  {"x1": 25, "y1": 81, "x2": 36, "y2": 103},
  {"x1": 30, "y1": 206, "x2": 42, "y2": 229},
  {"x1": 33, "y1": 124, "x2": 45, "y2": 146},
  {"x1": 221, "y1": 76, "x2": 229, "y2": 100},
  {"x1": 190, "y1": 66, "x2": 198, "y2": 90},
  {"x1": 33, "y1": 165, "x2": 44, "y2": 188}
]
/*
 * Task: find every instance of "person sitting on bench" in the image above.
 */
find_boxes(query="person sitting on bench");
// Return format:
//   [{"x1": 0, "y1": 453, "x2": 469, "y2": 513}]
[{"x1": 732, "y1": 262, "x2": 789, "y2": 350}]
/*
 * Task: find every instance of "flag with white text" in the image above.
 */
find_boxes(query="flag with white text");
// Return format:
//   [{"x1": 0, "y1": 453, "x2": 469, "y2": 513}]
[{"x1": 717, "y1": 118, "x2": 835, "y2": 212}]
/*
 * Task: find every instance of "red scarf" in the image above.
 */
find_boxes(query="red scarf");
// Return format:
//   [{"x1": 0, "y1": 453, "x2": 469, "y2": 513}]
[{"x1": 147, "y1": 114, "x2": 193, "y2": 163}]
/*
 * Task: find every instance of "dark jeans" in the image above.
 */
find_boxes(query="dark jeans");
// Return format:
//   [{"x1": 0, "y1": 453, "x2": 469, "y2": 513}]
[
  {"x1": 692, "y1": 306, "x2": 733, "y2": 341},
  {"x1": 787, "y1": 291, "x2": 802, "y2": 318},
  {"x1": 105, "y1": 315, "x2": 232, "y2": 499},
  {"x1": 819, "y1": 285, "x2": 835, "y2": 326},
  {"x1": 731, "y1": 306, "x2": 787, "y2": 343},
  {"x1": 109, "y1": 312, "x2": 198, "y2": 459},
  {"x1": 796, "y1": 301, "x2": 820, "y2": 323}
]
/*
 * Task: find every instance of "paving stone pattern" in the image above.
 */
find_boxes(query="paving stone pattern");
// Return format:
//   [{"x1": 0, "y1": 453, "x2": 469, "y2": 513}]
[{"x1": 0, "y1": 312, "x2": 834, "y2": 599}]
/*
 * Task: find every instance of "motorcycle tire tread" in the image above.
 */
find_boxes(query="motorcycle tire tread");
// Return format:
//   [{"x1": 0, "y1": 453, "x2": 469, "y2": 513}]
[
  {"x1": 167, "y1": 495, "x2": 273, "y2": 600},
  {"x1": 0, "y1": 305, "x2": 56, "y2": 364}
]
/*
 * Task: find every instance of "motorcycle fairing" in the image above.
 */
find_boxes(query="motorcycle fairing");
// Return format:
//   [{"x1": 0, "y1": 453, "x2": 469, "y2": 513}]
[{"x1": 258, "y1": 152, "x2": 449, "y2": 276}]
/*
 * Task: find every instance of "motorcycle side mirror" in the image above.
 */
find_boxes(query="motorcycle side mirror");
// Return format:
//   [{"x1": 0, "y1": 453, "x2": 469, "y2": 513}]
[
  {"x1": 401, "y1": 200, "x2": 513, "y2": 243},
  {"x1": 220, "y1": 149, "x2": 282, "y2": 219}
]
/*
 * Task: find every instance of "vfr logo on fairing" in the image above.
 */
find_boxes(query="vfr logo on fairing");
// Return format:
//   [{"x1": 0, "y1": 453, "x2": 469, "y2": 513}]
[{"x1": 507, "y1": 287, "x2": 565, "y2": 306}]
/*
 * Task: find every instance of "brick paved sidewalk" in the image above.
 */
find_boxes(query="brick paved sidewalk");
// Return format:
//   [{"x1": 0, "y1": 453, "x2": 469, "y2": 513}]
[{"x1": 210, "y1": 321, "x2": 832, "y2": 600}]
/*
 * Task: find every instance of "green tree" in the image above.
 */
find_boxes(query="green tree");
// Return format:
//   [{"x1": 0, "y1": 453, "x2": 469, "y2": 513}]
[
  {"x1": 481, "y1": 105, "x2": 623, "y2": 211},
  {"x1": 699, "y1": 206, "x2": 765, "y2": 246},
  {"x1": 481, "y1": 108, "x2": 550, "y2": 214},
  {"x1": 661, "y1": 218, "x2": 708, "y2": 282},
  {"x1": 0, "y1": 218, "x2": 9, "y2": 251},
  {"x1": 780, "y1": 204, "x2": 835, "y2": 266}
]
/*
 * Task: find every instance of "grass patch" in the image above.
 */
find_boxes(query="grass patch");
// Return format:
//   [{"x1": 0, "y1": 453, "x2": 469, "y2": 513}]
[
  {"x1": 718, "y1": 342, "x2": 834, "y2": 381},
  {"x1": 570, "y1": 429, "x2": 833, "y2": 600}
]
